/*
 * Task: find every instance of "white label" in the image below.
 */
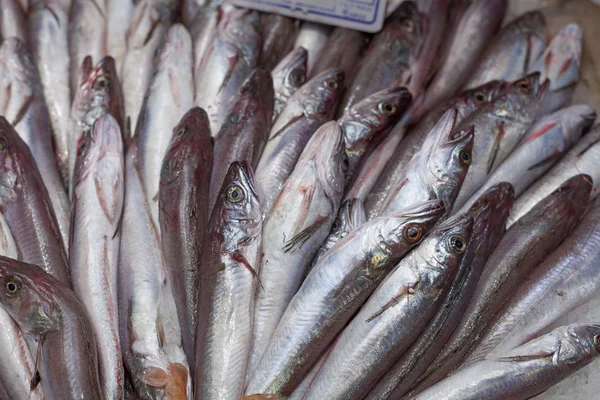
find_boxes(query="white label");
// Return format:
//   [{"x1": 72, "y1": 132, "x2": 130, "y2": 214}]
[{"x1": 229, "y1": 0, "x2": 387, "y2": 33}]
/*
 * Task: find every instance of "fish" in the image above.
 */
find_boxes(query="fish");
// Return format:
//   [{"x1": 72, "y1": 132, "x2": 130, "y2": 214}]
[
  {"x1": 303, "y1": 214, "x2": 473, "y2": 400},
  {"x1": 451, "y1": 72, "x2": 548, "y2": 212},
  {"x1": 293, "y1": 21, "x2": 331, "y2": 75},
  {"x1": 245, "y1": 199, "x2": 445, "y2": 397},
  {"x1": 135, "y1": 23, "x2": 195, "y2": 231},
  {"x1": 0, "y1": 256, "x2": 103, "y2": 399},
  {"x1": 210, "y1": 69, "x2": 274, "y2": 214},
  {"x1": 0, "y1": 117, "x2": 69, "y2": 284},
  {"x1": 260, "y1": 13, "x2": 298, "y2": 71},
  {"x1": 70, "y1": 114, "x2": 125, "y2": 400},
  {"x1": 408, "y1": 174, "x2": 591, "y2": 395},
  {"x1": 69, "y1": 56, "x2": 125, "y2": 196},
  {"x1": 119, "y1": 140, "x2": 192, "y2": 399},
  {"x1": 0, "y1": 0, "x2": 27, "y2": 42},
  {"x1": 508, "y1": 124, "x2": 600, "y2": 227},
  {"x1": 159, "y1": 107, "x2": 212, "y2": 376},
  {"x1": 366, "y1": 182, "x2": 515, "y2": 400},
  {"x1": 338, "y1": 1, "x2": 425, "y2": 117},
  {"x1": 413, "y1": 323, "x2": 600, "y2": 400},
  {"x1": 246, "y1": 121, "x2": 347, "y2": 383},
  {"x1": 362, "y1": 80, "x2": 505, "y2": 219},
  {"x1": 271, "y1": 47, "x2": 308, "y2": 121},
  {"x1": 254, "y1": 68, "x2": 344, "y2": 216},
  {"x1": 529, "y1": 23, "x2": 583, "y2": 116},
  {"x1": 0, "y1": 38, "x2": 71, "y2": 250},
  {"x1": 310, "y1": 27, "x2": 368, "y2": 82},
  {"x1": 464, "y1": 11, "x2": 547, "y2": 89},
  {"x1": 68, "y1": 0, "x2": 107, "y2": 96},
  {"x1": 195, "y1": 161, "x2": 262, "y2": 400},
  {"x1": 106, "y1": 0, "x2": 136, "y2": 76},
  {"x1": 458, "y1": 104, "x2": 596, "y2": 213},
  {"x1": 408, "y1": 0, "x2": 507, "y2": 122},
  {"x1": 0, "y1": 214, "x2": 44, "y2": 400},
  {"x1": 195, "y1": 7, "x2": 263, "y2": 135},
  {"x1": 378, "y1": 116, "x2": 474, "y2": 217},
  {"x1": 122, "y1": 0, "x2": 179, "y2": 137},
  {"x1": 465, "y1": 189, "x2": 600, "y2": 366},
  {"x1": 339, "y1": 87, "x2": 413, "y2": 185},
  {"x1": 182, "y1": 0, "x2": 206, "y2": 26},
  {"x1": 28, "y1": 1, "x2": 72, "y2": 184}
]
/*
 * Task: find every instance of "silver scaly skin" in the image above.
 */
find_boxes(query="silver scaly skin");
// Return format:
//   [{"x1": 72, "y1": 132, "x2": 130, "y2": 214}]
[
  {"x1": 271, "y1": 47, "x2": 308, "y2": 121},
  {"x1": 247, "y1": 121, "x2": 347, "y2": 383},
  {"x1": 293, "y1": 21, "x2": 331, "y2": 76},
  {"x1": 245, "y1": 200, "x2": 445, "y2": 397},
  {"x1": 414, "y1": 324, "x2": 600, "y2": 400},
  {"x1": 304, "y1": 214, "x2": 473, "y2": 400},
  {"x1": 259, "y1": 13, "x2": 298, "y2": 71},
  {"x1": 195, "y1": 162, "x2": 262, "y2": 400},
  {"x1": 310, "y1": 27, "x2": 367, "y2": 83}
]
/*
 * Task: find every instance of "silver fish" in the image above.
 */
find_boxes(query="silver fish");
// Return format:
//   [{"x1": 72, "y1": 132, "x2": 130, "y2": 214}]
[
  {"x1": 107, "y1": 0, "x2": 135, "y2": 76},
  {"x1": 195, "y1": 162, "x2": 261, "y2": 400},
  {"x1": 271, "y1": 47, "x2": 308, "y2": 121},
  {"x1": 310, "y1": 27, "x2": 367, "y2": 83},
  {"x1": 304, "y1": 214, "x2": 473, "y2": 400},
  {"x1": 260, "y1": 13, "x2": 298, "y2": 71},
  {"x1": 293, "y1": 21, "x2": 331, "y2": 75},
  {"x1": 0, "y1": 0, "x2": 27, "y2": 42},
  {"x1": 135, "y1": 23, "x2": 195, "y2": 231},
  {"x1": 245, "y1": 200, "x2": 445, "y2": 397},
  {"x1": 247, "y1": 121, "x2": 347, "y2": 382},
  {"x1": 414, "y1": 324, "x2": 600, "y2": 400}
]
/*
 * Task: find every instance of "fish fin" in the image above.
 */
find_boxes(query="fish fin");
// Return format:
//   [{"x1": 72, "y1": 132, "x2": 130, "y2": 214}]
[
  {"x1": 577, "y1": 138, "x2": 600, "y2": 157},
  {"x1": 527, "y1": 151, "x2": 562, "y2": 171},
  {"x1": 11, "y1": 95, "x2": 33, "y2": 127},
  {"x1": 268, "y1": 114, "x2": 303, "y2": 141},
  {"x1": 366, "y1": 283, "x2": 417, "y2": 323},
  {"x1": 520, "y1": 121, "x2": 559, "y2": 146},
  {"x1": 95, "y1": 174, "x2": 122, "y2": 224},
  {"x1": 283, "y1": 215, "x2": 328, "y2": 253},
  {"x1": 487, "y1": 121, "x2": 505, "y2": 174},
  {"x1": 231, "y1": 250, "x2": 263, "y2": 290},
  {"x1": 112, "y1": 208, "x2": 124, "y2": 239},
  {"x1": 143, "y1": 18, "x2": 160, "y2": 46},
  {"x1": 168, "y1": 70, "x2": 182, "y2": 109},
  {"x1": 31, "y1": 334, "x2": 45, "y2": 391}
]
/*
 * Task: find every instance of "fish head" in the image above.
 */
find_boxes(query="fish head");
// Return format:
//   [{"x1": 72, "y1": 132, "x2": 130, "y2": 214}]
[
  {"x1": 557, "y1": 104, "x2": 597, "y2": 145},
  {"x1": 516, "y1": 11, "x2": 547, "y2": 70},
  {"x1": 453, "y1": 80, "x2": 506, "y2": 120},
  {"x1": 73, "y1": 56, "x2": 120, "y2": 124},
  {"x1": 467, "y1": 181, "x2": 514, "y2": 248},
  {"x1": 219, "y1": 9, "x2": 262, "y2": 62},
  {"x1": 0, "y1": 256, "x2": 61, "y2": 336},
  {"x1": 310, "y1": 121, "x2": 347, "y2": 203},
  {"x1": 556, "y1": 324, "x2": 600, "y2": 365},
  {"x1": 0, "y1": 117, "x2": 35, "y2": 206},
  {"x1": 339, "y1": 87, "x2": 412, "y2": 172},
  {"x1": 330, "y1": 198, "x2": 367, "y2": 240},
  {"x1": 272, "y1": 47, "x2": 308, "y2": 99},
  {"x1": 0, "y1": 38, "x2": 40, "y2": 119},
  {"x1": 300, "y1": 68, "x2": 345, "y2": 120},
  {"x1": 388, "y1": 0, "x2": 425, "y2": 51},
  {"x1": 496, "y1": 72, "x2": 548, "y2": 121},
  {"x1": 96, "y1": 57, "x2": 124, "y2": 128}
]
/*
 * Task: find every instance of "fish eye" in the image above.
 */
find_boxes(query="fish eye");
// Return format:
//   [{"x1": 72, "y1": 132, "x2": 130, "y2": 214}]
[
  {"x1": 594, "y1": 335, "x2": 600, "y2": 350},
  {"x1": 226, "y1": 184, "x2": 245, "y2": 203},
  {"x1": 404, "y1": 224, "x2": 423, "y2": 243},
  {"x1": 458, "y1": 149, "x2": 471, "y2": 166},
  {"x1": 0, "y1": 137, "x2": 7, "y2": 152},
  {"x1": 342, "y1": 153, "x2": 349, "y2": 171},
  {"x1": 5, "y1": 277, "x2": 21, "y2": 297},
  {"x1": 324, "y1": 78, "x2": 338, "y2": 90},
  {"x1": 331, "y1": 218, "x2": 341, "y2": 233},
  {"x1": 470, "y1": 199, "x2": 488, "y2": 212},
  {"x1": 93, "y1": 75, "x2": 110, "y2": 89},
  {"x1": 516, "y1": 79, "x2": 531, "y2": 93},
  {"x1": 175, "y1": 125, "x2": 187, "y2": 137},
  {"x1": 401, "y1": 18, "x2": 415, "y2": 33},
  {"x1": 240, "y1": 81, "x2": 256, "y2": 94},
  {"x1": 449, "y1": 235, "x2": 467, "y2": 253},
  {"x1": 291, "y1": 69, "x2": 306, "y2": 87},
  {"x1": 473, "y1": 91, "x2": 486, "y2": 104},
  {"x1": 378, "y1": 101, "x2": 398, "y2": 117}
]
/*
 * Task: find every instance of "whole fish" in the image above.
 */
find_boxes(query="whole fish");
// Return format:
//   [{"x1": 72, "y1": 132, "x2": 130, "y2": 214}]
[
  {"x1": 195, "y1": 8, "x2": 262, "y2": 135},
  {"x1": 464, "y1": 11, "x2": 546, "y2": 89},
  {"x1": 340, "y1": 87, "x2": 412, "y2": 185},
  {"x1": 159, "y1": 108, "x2": 212, "y2": 376},
  {"x1": 70, "y1": 115, "x2": 125, "y2": 400},
  {"x1": 0, "y1": 0, "x2": 27, "y2": 42},
  {"x1": 529, "y1": 23, "x2": 582, "y2": 116},
  {"x1": 68, "y1": 0, "x2": 107, "y2": 96},
  {"x1": 69, "y1": 56, "x2": 125, "y2": 196},
  {"x1": 122, "y1": 0, "x2": 179, "y2": 137},
  {"x1": 459, "y1": 104, "x2": 596, "y2": 213},
  {"x1": 451, "y1": 73, "x2": 548, "y2": 212},
  {"x1": 410, "y1": 174, "x2": 591, "y2": 395},
  {"x1": 408, "y1": 0, "x2": 507, "y2": 122},
  {"x1": 119, "y1": 141, "x2": 192, "y2": 399},
  {"x1": 247, "y1": 121, "x2": 347, "y2": 382},
  {"x1": 210, "y1": 69, "x2": 274, "y2": 213},
  {"x1": 310, "y1": 27, "x2": 367, "y2": 82},
  {"x1": 465, "y1": 191, "x2": 600, "y2": 365},
  {"x1": 195, "y1": 162, "x2": 262, "y2": 400},
  {"x1": 338, "y1": 1, "x2": 424, "y2": 116},
  {"x1": 293, "y1": 21, "x2": 331, "y2": 75},
  {"x1": 0, "y1": 256, "x2": 103, "y2": 399},
  {"x1": 367, "y1": 183, "x2": 515, "y2": 400},
  {"x1": 271, "y1": 47, "x2": 308, "y2": 121},
  {"x1": 363, "y1": 80, "x2": 505, "y2": 219},
  {"x1": 245, "y1": 200, "x2": 445, "y2": 397},
  {"x1": 312, "y1": 198, "x2": 367, "y2": 265},
  {"x1": 0, "y1": 117, "x2": 69, "y2": 284},
  {"x1": 107, "y1": 0, "x2": 135, "y2": 76},
  {"x1": 508, "y1": 125, "x2": 600, "y2": 227},
  {"x1": 255, "y1": 68, "x2": 344, "y2": 216},
  {"x1": 379, "y1": 117, "x2": 474, "y2": 217},
  {"x1": 0, "y1": 38, "x2": 71, "y2": 249},
  {"x1": 28, "y1": 1, "x2": 72, "y2": 184},
  {"x1": 414, "y1": 324, "x2": 600, "y2": 400},
  {"x1": 260, "y1": 13, "x2": 298, "y2": 71},
  {"x1": 304, "y1": 214, "x2": 473, "y2": 400},
  {"x1": 135, "y1": 24, "x2": 194, "y2": 231},
  {"x1": 0, "y1": 214, "x2": 44, "y2": 400}
]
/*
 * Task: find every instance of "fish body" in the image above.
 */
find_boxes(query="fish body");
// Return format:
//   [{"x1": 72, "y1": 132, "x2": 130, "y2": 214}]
[
  {"x1": 260, "y1": 13, "x2": 297, "y2": 71},
  {"x1": 271, "y1": 47, "x2": 308, "y2": 121},
  {"x1": 107, "y1": 0, "x2": 135, "y2": 76},
  {"x1": 293, "y1": 22, "x2": 331, "y2": 75},
  {"x1": 189, "y1": 2, "x2": 226, "y2": 90},
  {"x1": 310, "y1": 27, "x2": 367, "y2": 82},
  {"x1": 0, "y1": 0, "x2": 27, "y2": 42}
]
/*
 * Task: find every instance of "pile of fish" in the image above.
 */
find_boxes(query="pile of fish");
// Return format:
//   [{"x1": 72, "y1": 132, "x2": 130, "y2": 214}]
[{"x1": 0, "y1": 0, "x2": 600, "y2": 399}]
